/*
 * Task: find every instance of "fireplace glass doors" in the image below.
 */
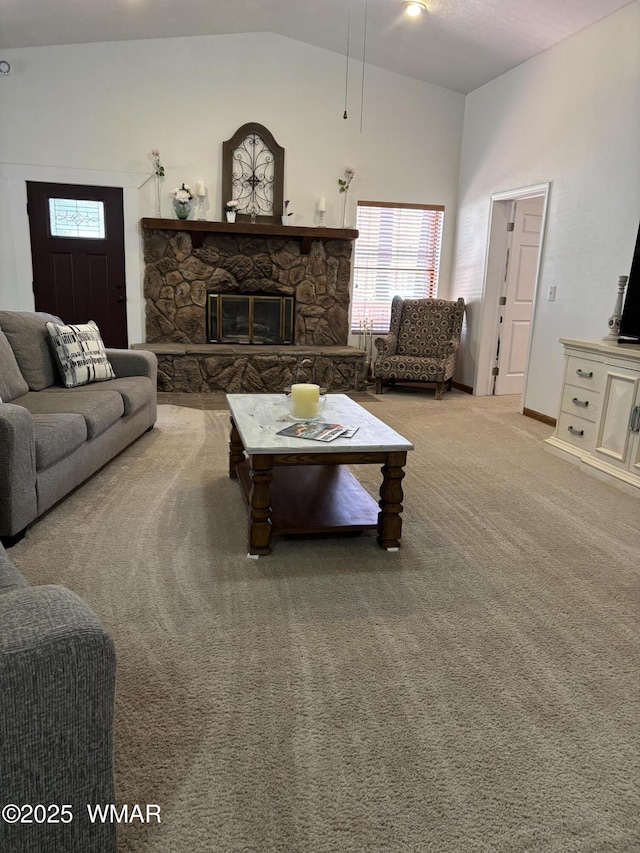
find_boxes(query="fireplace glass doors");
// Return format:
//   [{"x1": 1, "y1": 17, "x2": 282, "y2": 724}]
[{"x1": 207, "y1": 293, "x2": 294, "y2": 345}]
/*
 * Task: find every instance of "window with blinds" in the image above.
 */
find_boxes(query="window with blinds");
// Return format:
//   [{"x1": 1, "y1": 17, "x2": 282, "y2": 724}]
[{"x1": 351, "y1": 201, "x2": 444, "y2": 334}]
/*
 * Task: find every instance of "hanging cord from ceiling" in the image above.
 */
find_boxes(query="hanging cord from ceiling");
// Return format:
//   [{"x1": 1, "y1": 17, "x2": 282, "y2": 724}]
[
  {"x1": 360, "y1": 0, "x2": 368, "y2": 132},
  {"x1": 343, "y1": 0, "x2": 352, "y2": 119},
  {"x1": 343, "y1": 0, "x2": 368, "y2": 132}
]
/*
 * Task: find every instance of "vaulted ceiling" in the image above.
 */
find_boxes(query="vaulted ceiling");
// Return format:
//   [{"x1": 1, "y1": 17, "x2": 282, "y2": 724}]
[{"x1": 1, "y1": 0, "x2": 634, "y2": 93}]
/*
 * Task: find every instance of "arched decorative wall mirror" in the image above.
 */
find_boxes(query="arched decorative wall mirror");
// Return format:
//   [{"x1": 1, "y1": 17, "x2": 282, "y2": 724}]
[{"x1": 221, "y1": 123, "x2": 284, "y2": 224}]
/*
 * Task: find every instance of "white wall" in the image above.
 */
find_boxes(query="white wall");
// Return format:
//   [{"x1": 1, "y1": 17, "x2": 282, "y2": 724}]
[
  {"x1": 452, "y1": 1, "x2": 640, "y2": 417},
  {"x1": 0, "y1": 32, "x2": 465, "y2": 344}
]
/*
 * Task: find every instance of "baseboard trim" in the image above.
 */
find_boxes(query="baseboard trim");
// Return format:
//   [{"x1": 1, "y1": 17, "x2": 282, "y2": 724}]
[
  {"x1": 452, "y1": 381, "x2": 473, "y2": 394},
  {"x1": 523, "y1": 407, "x2": 556, "y2": 427}
]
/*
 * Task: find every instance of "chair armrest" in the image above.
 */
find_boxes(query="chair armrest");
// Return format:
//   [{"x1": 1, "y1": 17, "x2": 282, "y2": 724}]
[
  {"x1": 106, "y1": 348, "x2": 158, "y2": 383},
  {"x1": 0, "y1": 585, "x2": 116, "y2": 852},
  {"x1": 373, "y1": 333, "x2": 398, "y2": 357},
  {"x1": 426, "y1": 339, "x2": 460, "y2": 358},
  {"x1": 0, "y1": 404, "x2": 37, "y2": 538}
]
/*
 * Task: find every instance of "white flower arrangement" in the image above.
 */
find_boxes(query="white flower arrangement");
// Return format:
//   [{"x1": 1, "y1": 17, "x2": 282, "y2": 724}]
[
  {"x1": 338, "y1": 167, "x2": 355, "y2": 228},
  {"x1": 173, "y1": 183, "x2": 193, "y2": 202},
  {"x1": 225, "y1": 200, "x2": 239, "y2": 212},
  {"x1": 338, "y1": 167, "x2": 355, "y2": 193},
  {"x1": 151, "y1": 148, "x2": 164, "y2": 177}
]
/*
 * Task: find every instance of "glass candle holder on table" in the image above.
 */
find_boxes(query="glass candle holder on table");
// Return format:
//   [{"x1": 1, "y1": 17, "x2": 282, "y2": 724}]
[{"x1": 285, "y1": 383, "x2": 327, "y2": 421}]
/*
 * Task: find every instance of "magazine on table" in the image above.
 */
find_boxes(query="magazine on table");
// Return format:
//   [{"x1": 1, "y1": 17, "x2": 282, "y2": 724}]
[{"x1": 276, "y1": 422, "x2": 360, "y2": 442}]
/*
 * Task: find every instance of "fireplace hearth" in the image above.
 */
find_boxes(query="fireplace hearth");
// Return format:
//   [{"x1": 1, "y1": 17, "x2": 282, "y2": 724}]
[{"x1": 207, "y1": 292, "x2": 294, "y2": 345}]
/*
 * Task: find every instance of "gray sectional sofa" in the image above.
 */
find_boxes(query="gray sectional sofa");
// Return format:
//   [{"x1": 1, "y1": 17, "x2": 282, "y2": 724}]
[
  {"x1": 0, "y1": 310, "x2": 157, "y2": 543},
  {"x1": 0, "y1": 539, "x2": 116, "y2": 852}
]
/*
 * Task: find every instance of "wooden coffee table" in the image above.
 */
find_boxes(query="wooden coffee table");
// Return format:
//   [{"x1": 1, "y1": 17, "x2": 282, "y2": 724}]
[{"x1": 226, "y1": 393, "x2": 414, "y2": 556}]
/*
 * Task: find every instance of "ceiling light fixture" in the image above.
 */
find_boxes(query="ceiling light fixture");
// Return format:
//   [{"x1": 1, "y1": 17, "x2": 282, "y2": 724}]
[{"x1": 404, "y1": 1, "x2": 426, "y2": 17}]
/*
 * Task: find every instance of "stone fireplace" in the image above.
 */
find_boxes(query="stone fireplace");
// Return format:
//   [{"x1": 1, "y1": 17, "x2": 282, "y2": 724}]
[{"x1": 139, "y1": 219, "x2": 366, "y2": 392}]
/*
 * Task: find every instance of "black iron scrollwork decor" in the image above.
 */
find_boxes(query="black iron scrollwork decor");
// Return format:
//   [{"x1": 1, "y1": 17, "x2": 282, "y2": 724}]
[{"x1": 222, "y1": 123, "x2": 284, "y2": 224}]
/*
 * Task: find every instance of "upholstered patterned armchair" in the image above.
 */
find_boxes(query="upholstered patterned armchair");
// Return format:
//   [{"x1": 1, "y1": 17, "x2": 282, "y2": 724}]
[{"x1": 373, "y1": 296, "x2": 465, "y2": 399}]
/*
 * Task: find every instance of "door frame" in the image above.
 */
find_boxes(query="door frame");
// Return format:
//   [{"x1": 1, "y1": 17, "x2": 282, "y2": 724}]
[
  {"x1": 474, "y1": 183, "x2": 550, "y2": 408},
  {"x1": 0, "y1": 163, "x2": 149, "y2": 345}
]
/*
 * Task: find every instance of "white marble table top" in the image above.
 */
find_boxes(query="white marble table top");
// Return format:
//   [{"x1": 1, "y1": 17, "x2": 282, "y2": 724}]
[{"x1": 226, "y1": 393, "x2": 414, "y2": 455}]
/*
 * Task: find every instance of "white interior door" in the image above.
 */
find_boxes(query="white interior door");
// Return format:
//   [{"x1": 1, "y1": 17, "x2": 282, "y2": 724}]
[{"x1": 495, "y1": 196, "x2": 544, "y2": 395}]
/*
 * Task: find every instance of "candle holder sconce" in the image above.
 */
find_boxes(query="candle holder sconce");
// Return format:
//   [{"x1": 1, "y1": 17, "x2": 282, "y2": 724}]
[{"x1": 195, "y1": 194, "x2": 207, "y2": 221}]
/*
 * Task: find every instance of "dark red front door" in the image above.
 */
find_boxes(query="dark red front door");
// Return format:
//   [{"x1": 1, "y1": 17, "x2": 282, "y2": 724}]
[{"x1": 27, "y1": 181, "x2": 128, "y2": 347}]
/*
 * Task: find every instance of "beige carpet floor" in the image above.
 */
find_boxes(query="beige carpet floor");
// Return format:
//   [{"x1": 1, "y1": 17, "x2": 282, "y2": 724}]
[{"x1": 10, "y1": 391, "x2": 640, "y2": 853}]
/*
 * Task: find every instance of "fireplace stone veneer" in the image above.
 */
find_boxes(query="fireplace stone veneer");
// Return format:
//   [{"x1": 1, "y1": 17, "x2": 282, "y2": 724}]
[
  {"x1": 139, "y1": 219, "x2": 365, "y2": 392},
  {"x1": 132, "y1": 342, "x2": 366, "y2": 394}
]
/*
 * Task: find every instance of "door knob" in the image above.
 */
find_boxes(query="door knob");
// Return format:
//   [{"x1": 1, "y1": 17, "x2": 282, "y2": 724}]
[{"x1": 115, "y1": 296, "x2": 125, "y2": 303}]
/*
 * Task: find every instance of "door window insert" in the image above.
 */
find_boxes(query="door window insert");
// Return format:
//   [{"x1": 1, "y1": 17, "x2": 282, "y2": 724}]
[{"x1": 48, "y1": 198, "x2": 106, "y2": 239}]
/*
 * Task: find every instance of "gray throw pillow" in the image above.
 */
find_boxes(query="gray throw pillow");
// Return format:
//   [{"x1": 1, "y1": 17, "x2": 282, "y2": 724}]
[
  {"x1": 0, "y1": 310, "x2": 62, "y2": 391},
  {"x1": 0, "y1": 327, "x2": 29, "y2": 402}
]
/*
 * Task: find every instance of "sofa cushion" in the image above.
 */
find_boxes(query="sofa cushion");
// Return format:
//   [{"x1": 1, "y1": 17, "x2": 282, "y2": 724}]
[
  {"x1": 0, "y1": 563, "x2": 29, "y2": 593},
  {"x1": 47, "y1": 376, "x2": 154, "y2": 416},
  {"x1": 0, "y1": 310, "x2": 62, "y2": 391},
  {"x1": 0, "y1": 544, "x2": 29, "y2": 593},
  {"x1": 0, "y1": 328, "x2": 29, "y2": 402},
  {"x1": 32, "y1": 413, "x2": 88, "y2": 469},
  {"x1": 12, "y1": 389, "x2": 124, "y2": 440},
  {"x1": 45, "y1": 320, "x2": 116, "y2": 388}
]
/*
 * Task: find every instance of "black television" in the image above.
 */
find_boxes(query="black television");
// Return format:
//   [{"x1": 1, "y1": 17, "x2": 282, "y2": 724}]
[{"x1": 618, "y1": 220, "x2": 640, "y2": 344}]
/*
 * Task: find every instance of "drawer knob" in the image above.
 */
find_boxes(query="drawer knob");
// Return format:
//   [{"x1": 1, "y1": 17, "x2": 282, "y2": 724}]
[
  {"x1": 567, "y1": 425, "x2": 584, "y2": 436},
  {"x1": 571, "y1": 397, "x2": 589, "y2": 407},
  {"x1": 575, "y1": 369, "x2": 593, "y2": 378}
]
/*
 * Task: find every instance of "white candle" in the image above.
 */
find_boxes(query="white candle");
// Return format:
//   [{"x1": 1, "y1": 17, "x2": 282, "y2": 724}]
[
  {"x1": 196, "y1": 181, "x2": 206, "y2": 197},
  {"x1": 290, "y1": 383, "x2": 320, "y2": 419},
  {"x1": 318, "y1": 196, "x2": 326, "y2": 212}
]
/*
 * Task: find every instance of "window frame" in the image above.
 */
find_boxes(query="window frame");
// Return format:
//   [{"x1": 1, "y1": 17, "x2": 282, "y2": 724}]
[{"x1": 351, "y1": 200, "x2": 445, "y2": 335}]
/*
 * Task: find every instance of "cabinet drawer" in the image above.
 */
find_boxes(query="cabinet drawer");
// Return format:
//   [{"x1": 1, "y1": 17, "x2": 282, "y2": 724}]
[
  {"x1": 565, "y1": 356, "x2": 606, "y2": 392},
  {"x1": 556, "y1": 412, "x2": 597, "y2": 452},
  {"x1": 560, "y1": 383, "x2": 601, "y2": 423}
]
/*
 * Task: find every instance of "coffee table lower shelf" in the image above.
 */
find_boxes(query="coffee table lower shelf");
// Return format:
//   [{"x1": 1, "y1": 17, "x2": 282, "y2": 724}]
[{"x1": 235, "y1": 460, "x2": 379, "y2": 536}]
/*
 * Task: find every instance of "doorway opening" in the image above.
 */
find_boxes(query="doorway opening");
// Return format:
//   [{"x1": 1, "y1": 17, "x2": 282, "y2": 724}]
[{"x1": 475, "y1": 184, "x2": 549, "y2": 405}]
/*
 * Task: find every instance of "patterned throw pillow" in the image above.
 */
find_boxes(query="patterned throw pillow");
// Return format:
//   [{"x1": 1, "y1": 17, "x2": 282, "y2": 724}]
[{"x1": 45, "y1": 321, "x2": 116, "y2": 388}]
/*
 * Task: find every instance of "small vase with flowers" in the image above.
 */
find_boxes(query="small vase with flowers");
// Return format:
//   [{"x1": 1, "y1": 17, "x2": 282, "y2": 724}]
[{"x1": 225, "y1": 200, "x2": 238, "y2": 223}]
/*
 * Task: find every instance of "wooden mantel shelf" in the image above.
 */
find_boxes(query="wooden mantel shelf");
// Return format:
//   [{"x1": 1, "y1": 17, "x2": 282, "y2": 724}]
[{"x1": 141, "y1": 218, "x2": 358, "y2": 252}]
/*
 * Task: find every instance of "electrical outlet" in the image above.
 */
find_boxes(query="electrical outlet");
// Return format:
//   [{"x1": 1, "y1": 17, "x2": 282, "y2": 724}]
[{"x1": 547, "y1": 285, "x2": 556, "y2": 302}]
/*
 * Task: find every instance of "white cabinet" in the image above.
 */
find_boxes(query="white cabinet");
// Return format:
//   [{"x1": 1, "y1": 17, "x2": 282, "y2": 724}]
[{"x1": 545, "y1": 338, "x2": 640, "y2": 494}]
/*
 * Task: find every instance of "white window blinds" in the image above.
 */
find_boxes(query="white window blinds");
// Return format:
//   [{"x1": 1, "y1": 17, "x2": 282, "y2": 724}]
[{"x1": 351, "y1": 202, "x2": 444, "y2": 334}]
